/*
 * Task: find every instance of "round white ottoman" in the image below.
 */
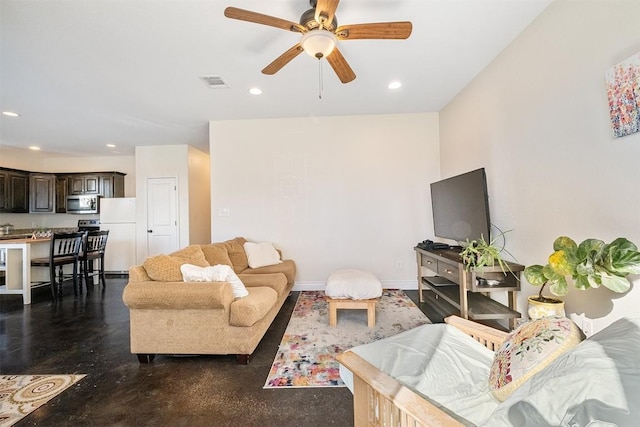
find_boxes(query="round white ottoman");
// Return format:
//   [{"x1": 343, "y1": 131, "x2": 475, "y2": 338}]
[{"x1": 325, "y1": 269, "x2": 382, "y2": 328}]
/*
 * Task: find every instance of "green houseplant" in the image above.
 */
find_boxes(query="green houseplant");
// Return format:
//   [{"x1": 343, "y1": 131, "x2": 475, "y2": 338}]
[
  {"x1": 460, "y1": 233, "x2": 514, "y2": 274},
  {"x1": 524, "y1": 236, "x2": 640, "y2": 318}
]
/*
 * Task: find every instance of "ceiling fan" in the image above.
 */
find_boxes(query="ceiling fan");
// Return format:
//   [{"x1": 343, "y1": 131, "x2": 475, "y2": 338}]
[{"x1": 224, "y1": 0, "x2": 412, "y2": 84}]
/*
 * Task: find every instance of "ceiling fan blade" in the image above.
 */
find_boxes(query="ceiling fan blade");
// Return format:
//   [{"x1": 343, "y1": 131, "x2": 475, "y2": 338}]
[
  {"x1": 224, "y1": 7, "x2": 306, "y2": 33},
  {"x1": 315, "y1": 0, "x2": 340, "y2": 28},
  {"x1": 262, "y1": 44, "x2": 304, "y2": 75},
  {"x1": 326, "y1": 47, "x2": 356, "y2": 84},
  {"x1": 336, "y1": 22, "x2": 412, "y2": 40}
]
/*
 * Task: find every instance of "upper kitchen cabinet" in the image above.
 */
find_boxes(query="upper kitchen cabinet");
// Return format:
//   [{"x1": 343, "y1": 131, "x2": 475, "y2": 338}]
[
  {"x1": 66, "y1": 172, "x2": 125, "y2": 197},
  {"x1": 0, "y1": 168, "x2": 29, "y2": 213},
  {"x1": 100, "y1": 172, "x2": 125, "y2": 198},
  {"x1": 55, "y1": 176, "x2": 68, "y2": 213},
  {"x1": 68, "y1": 174, "x2": 100, "y2": 195},
  {"x1": 29, "y1": 173, "x2": 55, "y2": 213}
]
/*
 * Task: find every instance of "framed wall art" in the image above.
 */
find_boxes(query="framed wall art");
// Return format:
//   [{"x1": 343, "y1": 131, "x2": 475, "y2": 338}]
[{"x1": 606, "y1": 52, "x2": 640, "y2": 138}]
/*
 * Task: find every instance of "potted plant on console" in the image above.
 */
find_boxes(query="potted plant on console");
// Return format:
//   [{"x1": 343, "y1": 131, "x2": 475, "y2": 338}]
[
  {"x1": 460, "y1": 233, "x2": 514, "y2": 275},
  {"x1": 524, "y1": 236, "x2": 640, "y2": 320}
]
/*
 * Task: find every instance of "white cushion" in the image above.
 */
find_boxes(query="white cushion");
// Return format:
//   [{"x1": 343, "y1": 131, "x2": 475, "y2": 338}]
[
  {"x1": 180, "y1": 263, "x2": 249, "y2": 299},
  {"x1": 243, "y1": 242, "x2": 283, "y2": 269},
  {"x1": 325, "y1": 269, "x2": 382, "y2": 300}
]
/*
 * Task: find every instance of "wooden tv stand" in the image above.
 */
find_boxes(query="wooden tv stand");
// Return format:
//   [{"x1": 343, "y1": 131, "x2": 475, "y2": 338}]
[{"x1": 415, "y1": 247, "x2": 523, "y2": 330}]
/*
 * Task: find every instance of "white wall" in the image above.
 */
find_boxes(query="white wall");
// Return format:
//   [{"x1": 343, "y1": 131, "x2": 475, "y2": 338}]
[
  {"x1": 210, "y1": 113, "x2": 440, "y2": 288},
  {"x1": 440, "y1": 0, "x2": 640, "y2": 332},
  {"x1": 134, "y1": 144, "x2": 211, "y2": 262},
  {"x1": 187, "y1": 145, "x2": 211, "y2": 245}
]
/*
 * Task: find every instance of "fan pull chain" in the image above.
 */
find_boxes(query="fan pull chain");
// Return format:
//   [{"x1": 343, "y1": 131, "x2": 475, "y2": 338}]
[{"x1": 318, "y1": 58, "x2": 323, "y2": 100}]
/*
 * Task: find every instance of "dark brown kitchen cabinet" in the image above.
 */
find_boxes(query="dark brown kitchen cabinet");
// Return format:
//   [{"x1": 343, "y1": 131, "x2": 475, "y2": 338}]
[
  {"x1": 100, "y1": 172, "x2": 125, "y2": 198},
  {"x1": 69, "y1": 174, "x2": 100, "y2": 195},
  {"x1": 55, "y1": 176, "x2": 68, "y2": 213},
  {"x1": 0, "y1": 171, "x2": 5, "y2": 211},
  {"x1": 0, "y1": 168, "x2": 29, "y2": 213},
  {"x1": 29, "y1": 173, "x2": 55, "y2": 213},
  {"x1": 66, "y1": 172, "x2": 125, "y2": 197}
]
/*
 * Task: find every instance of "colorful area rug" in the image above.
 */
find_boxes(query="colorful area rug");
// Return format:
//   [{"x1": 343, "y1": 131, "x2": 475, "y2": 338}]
[
  {"x1": 0, "y1": 374, "x2": 85, "y2": 427},
  {"x1": 264, "y1": 289, "x2": 430, "y2": 388}
]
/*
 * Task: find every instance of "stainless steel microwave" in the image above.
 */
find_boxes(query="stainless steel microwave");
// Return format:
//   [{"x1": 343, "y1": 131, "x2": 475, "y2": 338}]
[{"x1": 66, "y1": 195, "x2": 100, "y2": 214}]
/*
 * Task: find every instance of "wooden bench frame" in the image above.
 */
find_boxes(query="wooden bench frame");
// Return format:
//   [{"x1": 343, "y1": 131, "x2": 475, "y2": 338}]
[
  {"x1": 327, "y1": 297, "x2": 378, "y2": 328},
  {"x1": 337, "y1": 315, "x2": 508, "y2": 426}
]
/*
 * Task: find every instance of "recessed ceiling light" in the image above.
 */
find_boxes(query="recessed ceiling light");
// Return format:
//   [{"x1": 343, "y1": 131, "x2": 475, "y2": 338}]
[
  {"x1": 388, "y1": 81, "x2": 402, "y2": 90},
  {"x1": 106, "y1": 144, "x2": 116, "y2": 148},
  {"x1": 248, "y1": 87, "x2": 262, "y2": 95},
  {"x1": 2, "y1": 111, "x2": 20, "y2": 117},
  {"x1": 28, "y1": 146, "x2": 40, "y2": 151}
]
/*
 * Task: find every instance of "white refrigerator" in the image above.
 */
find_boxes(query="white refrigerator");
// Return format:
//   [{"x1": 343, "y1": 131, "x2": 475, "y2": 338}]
[{"x1": 100, "y1": 197, "x2": 136, "y2": 274}]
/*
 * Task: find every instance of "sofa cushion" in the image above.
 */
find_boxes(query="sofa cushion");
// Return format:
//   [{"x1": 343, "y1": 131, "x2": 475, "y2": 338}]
[
  {"x1": 200, "y1": 243, "x2": 233, "y2": 267},
  {"x1": 224, "y1": 237, "x2": 249, "y2": 273},
  {"x1": 180, "y1": 263, "x2": 249, "y2": 299},
  {"x1": 238, "y1": 272, "x2": 288, "y2": 298},
  {"x1": 243, "y1": 242, "x2": 283, "y2": 268},
  {"x1": 143, "y1": 246, "x2": 208, "y2": 282},
  {"x1": 230, "y1": 286, "x2": 278, "y2": 327},
  {"x1": 488, "y1": 316, "x2": 583, "y2": 401},
  {"x1": 243, "y1": 259, "x2": 296, "y2": 286}
]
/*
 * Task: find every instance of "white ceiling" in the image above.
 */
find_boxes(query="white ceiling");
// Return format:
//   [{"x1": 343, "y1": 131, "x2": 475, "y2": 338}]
[{"x1": 0, "y1": 0, "x2": 552, "y2": 157}]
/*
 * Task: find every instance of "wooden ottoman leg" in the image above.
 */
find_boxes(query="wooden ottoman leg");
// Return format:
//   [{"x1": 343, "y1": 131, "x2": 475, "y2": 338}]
[
  {"x1": 328, "y1": 298, "x2": 337, "y2": 327},
  {"x1": 367, "y1": 300, "x2": 376, "y2": 328}
]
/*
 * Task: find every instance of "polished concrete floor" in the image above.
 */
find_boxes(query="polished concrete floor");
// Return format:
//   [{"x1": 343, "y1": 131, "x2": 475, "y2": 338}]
[{"x1": 0, "y1": 278, "x2": 438, "y2": 426}]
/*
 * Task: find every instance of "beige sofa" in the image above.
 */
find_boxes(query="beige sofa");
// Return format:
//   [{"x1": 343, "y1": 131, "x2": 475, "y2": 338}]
[{"x1": 122, "y1": 237, "x2": 296, "y2": 364}]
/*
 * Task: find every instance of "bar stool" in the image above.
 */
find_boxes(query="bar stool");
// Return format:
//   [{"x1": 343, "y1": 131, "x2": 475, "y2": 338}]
[
  {"x1": 80, "y1": 230, "x2": 109, "y2": 291},
  {"x1": 31, "y1": 231, "x2": 85, "y2": 300}
]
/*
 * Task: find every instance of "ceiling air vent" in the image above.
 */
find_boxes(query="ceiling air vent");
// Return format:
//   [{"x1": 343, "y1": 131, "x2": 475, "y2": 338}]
[{"x1": 199, "y1": 75, "x2": 229, "y2": 89}]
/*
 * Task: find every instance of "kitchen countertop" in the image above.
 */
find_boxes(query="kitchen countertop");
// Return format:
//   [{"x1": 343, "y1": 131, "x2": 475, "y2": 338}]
[
  {"x1": 0, "y1": 228, "x2": 78, "y2": 242},
  {"x1": 0, "y1": 237, "x2": 52, "y2": 244}
]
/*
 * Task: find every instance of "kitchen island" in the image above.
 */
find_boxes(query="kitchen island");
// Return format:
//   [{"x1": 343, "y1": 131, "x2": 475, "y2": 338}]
[{"x1": 0, "y1": 235, "x2": 55, "y2": 304}]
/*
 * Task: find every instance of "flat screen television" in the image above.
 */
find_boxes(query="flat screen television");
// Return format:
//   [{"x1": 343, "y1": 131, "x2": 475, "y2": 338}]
[{"x1": 430, "y1": 168, "x2": 491, "y2": 243}]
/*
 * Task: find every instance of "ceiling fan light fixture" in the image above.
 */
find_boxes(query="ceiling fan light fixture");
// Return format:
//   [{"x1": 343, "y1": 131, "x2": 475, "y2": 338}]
[{"x1": 300, "y1": 30, "x2": 337, "y2": 59}]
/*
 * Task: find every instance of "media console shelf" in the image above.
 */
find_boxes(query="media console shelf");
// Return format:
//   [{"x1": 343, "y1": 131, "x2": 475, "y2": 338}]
[{"x1": 415, "y1": 247, "x2": 524, "y2": 330}]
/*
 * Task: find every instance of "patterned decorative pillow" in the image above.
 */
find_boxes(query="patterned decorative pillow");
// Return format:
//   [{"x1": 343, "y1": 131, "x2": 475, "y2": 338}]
[
  {"x1": 143, "y1": 246, "x2": 208, "y2": 282},
  {"x1": 489, "y1": 316, "x2": 583, "y2": 401}
]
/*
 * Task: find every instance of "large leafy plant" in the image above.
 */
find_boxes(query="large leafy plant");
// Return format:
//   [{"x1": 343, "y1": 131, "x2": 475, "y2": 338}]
[{"x1": 524, "y1": 236, "x2": 640, "y2": 301}]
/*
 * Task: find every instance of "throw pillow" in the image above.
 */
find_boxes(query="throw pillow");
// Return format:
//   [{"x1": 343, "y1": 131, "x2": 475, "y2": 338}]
[
  {"x1": 224, "y1": 237, "x2": 249, "y2": 273},
  {"x1": 142, "y1": 245, "x2": 209, "y2": 282},
  {"x1": 180, "y1": 263, "x2": 249, "y2": 299},
  {"x1": 143, "y1": 254, "x2": 186, "y2": 282},
  {"x1": 488, "y1": 316, "x2": 583, "y2": 402},
  {"x1": 200, "y1": 243, "x2": 233, "y2": 267},
  {"x1": 243, "y1": 242, "x2": 283, "y2": 269},
  {"x1": 169, "y1": 245, "x2": 209, "y2": 266}
]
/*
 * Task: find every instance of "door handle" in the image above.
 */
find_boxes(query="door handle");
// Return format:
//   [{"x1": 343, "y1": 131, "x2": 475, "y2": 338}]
[{"x1": 147, "y1": 230, "x2": 153, "y2": 233}]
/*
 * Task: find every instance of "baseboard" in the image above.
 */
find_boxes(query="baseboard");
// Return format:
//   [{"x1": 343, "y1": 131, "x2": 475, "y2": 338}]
[{"x1": 292, "y1": 280, "x2": 418, "y2": 292}]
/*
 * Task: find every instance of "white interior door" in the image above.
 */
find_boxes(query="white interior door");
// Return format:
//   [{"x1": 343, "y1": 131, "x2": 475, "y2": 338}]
[{"x1": 146, "y1": 177, "x2": 178, "y2": 256}]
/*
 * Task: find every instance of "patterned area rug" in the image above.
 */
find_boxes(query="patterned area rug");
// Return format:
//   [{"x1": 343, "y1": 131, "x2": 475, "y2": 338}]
[
  {"x1": 264, "y1": 289, "x2": 430, "y2": 388},
  {"x1": 0, "y1": 374, "x2": 85, "y2": 427}
]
